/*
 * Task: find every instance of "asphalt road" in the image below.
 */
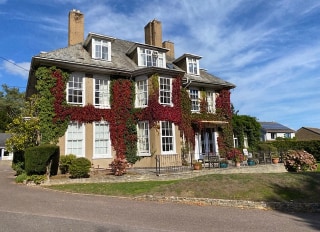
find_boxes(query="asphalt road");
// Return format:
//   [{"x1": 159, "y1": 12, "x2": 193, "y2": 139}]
[{"x1": 0, "y1": 161, "x2": 319, "y2": 232}]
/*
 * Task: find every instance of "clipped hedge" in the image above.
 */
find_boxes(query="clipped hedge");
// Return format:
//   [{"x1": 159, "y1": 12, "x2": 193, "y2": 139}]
[
  {"x1": 69, "y1": 157, "x2": 91, "y2": 178},
  {"x1": 268, "y1": 140, "x2": 320, "y2": 161},
  {"x1": 24, "y1": 145, "x2": 60, "y2": 175},
  {"x1": 59, "y1": 154, "x2": 77, "y2": 174}
]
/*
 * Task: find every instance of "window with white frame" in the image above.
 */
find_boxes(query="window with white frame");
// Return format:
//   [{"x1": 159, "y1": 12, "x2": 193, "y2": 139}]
[
  {"x1": 234, "y1": 137, "x2": 239, "y2": 148},
  {"x1": 136, "y1": 77, "x2": 148, "y2": 107},
  {"x1": 94, "y1": 76, "x2": 110, "y2": 108},
  {"x1": 206, "y1": 91, "x2": 216, "y2": 113},
  {"x1": 159, "y1": 76, "x2": 172, "y2": 105},
  {"x1": 92, "y1": 38, "x2": 111, "y2": 61},
  {"x1": 67, "y1": 73, "x2": 83, "y2": 105},
  {"x1": 66, "y1": 122, "x2": 84, "y2": 157},
  {"x1": 137, "y1": 121, "x2": 150, "y2": 156},
  {"x1": 138, "y1": 47, "x2": 165, "y2": 68},
  {"x1": 284, "y1": 133, "x2": 291, "y2": 138},
  {"x1": 189, "y1": 89, "x2": 200, "y2": 112},
  {"x1": 187, "y1": 57, "x2": 199, "y2": 75},
  {"x1": 161, "y1": 121, "x2": 175, "y2": 153},
  {"x1": 244, "y1": 134, "x2": 248, "y2": 148},
  {"x1": 93, "y1": 121, "x2": 111, "y2": 158}
]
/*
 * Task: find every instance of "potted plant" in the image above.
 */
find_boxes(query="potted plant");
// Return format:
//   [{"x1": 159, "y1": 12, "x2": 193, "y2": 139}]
[
  {"x1": 271, "y1": 154, "x2": 280, "y2": 164},
  {"x1": 193, "y1": 161, "x2": 203, "y2": 170},
  {"x1": 219, "y1": 159, "x2": 228, "y2": 168},
  {"x1": 247, "y1": 158, "x2": 255, "y2": 166},
  {"x1": 227, "y1": 148, "x2": 245, "y2": 167}
]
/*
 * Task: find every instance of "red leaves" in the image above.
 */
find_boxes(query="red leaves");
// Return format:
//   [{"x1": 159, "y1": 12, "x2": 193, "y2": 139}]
[
  {"x1": 49, "y1": 71, "x2": 232, "y2": 160},
  {"x1": 226, "y1": 148, "x2": 244, "y2": 162},
  {"x1": 216, "y1": 89, "x2": 232, "y2": 119}
]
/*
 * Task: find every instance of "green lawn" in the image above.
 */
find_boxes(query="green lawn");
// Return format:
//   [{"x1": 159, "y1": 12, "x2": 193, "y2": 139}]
[{"x1": 47, "y1": 171, "x2": 320, "y2": 203}]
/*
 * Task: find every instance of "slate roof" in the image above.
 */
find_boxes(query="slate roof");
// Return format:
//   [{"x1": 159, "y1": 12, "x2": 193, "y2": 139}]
[
  {"x1": 27, "y1": 33, "x2": 235, "y2": 97},
  {"x1": 259, "y1": 122, "x2": 295, "y2": 133},
  {"x1": 0, "y1": 133, "x2": 10, "y2": 147}
]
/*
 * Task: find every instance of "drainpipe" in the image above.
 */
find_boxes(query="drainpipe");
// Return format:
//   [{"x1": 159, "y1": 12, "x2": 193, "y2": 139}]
[{"x1": 184, "y1": 77, "x2": 192, "y2": 88}]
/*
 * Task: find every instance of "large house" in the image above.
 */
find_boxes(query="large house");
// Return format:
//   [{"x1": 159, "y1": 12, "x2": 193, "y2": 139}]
[
  {"x1": 26, "y1": 10, "x2": 235, "y2": 168},
  {"x1": 259, "y1": 121, "x2": 295, "y2": 141},
  {"x1": 295, "y1": 127, "x2": 320, "y2": 141}
]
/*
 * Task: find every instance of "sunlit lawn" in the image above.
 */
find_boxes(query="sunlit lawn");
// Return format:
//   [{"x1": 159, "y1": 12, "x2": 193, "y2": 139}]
[{"x1": 47, "y1": 171, "x2": 320, "y2": 203}]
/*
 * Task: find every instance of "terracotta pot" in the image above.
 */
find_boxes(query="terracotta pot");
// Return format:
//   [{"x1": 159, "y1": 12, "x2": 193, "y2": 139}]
[
  {"x1": 272, "y1": 158, "x2": 279, "y2": 164},
  {"x1": 193, "y1": 164, "x2": 202, "y2": 170},
  {"x1": 235, "y1": 162, "x2": 241, "y2": 167}
]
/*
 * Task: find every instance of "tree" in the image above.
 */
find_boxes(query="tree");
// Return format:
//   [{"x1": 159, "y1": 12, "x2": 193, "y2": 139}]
[
  {"x1": 232, "y1": 114, "x2": 261, "y2": 149},
  {"x1": 5, "y1": 95, "x2": 40, "y2": 152},
  {"x1": 0, "y1": 84, "x2": 25, "y2": 132}
]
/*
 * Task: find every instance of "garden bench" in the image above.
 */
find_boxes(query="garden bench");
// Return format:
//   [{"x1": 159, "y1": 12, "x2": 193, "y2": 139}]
[{"x1": 198, "y1": 154, "x2": 220, "y2": 168}]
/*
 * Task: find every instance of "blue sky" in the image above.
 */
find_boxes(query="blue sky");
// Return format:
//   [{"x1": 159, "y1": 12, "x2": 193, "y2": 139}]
[{"x1": 1, "y1": 0, "x2": 320, "y2": 130}]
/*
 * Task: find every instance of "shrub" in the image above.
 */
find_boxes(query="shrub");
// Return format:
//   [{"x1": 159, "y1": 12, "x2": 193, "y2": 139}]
[
  {"x1": 109, "y1": 158, "x2": 128, "y2": 176},
  {"x1": 15, "y1": 173, "x2": 46, "y2": 184},
  {"x1": 257, "y1": 143, "x2": 278, "y2": 153},
  {"x1": 59, "y1": 154, "x2": 77, "y2": 174},
  {"x1": 283, "y1": 150, "x2": 317, "y2": 172},
  {"x1": 12, "y1": 150, "x2": 25, "y2": 174},
  {"x1": 269, "y1": 140, "x2": 320, "y2": 161},
  {"x1": 12, "y1": 161, "x2": 25, "y2": 176},
  {"x1": 15, "y1": 172, "x2": 28, "y2": 183},
  {"x1": 24, "y1": 145, "x2": 60, "y2": 176},
  {"x1": 28, "y1": 175, "x2": 46, "y2": 184},
  {"x1": 12, "y1": 150, "x2": 25, "y2": 164},
  {"x1": 226, "y1": 148, "x2": 244, "y2": 162},
  {"x1": 69, "y1": 157, "x2": 91, "y2": 178}
]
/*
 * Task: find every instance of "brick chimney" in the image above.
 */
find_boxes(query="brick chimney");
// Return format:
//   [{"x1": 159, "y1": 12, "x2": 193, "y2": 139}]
[
  {"x1": 144, "y1": 19, "x2": 162, "y2": 47},
  {"x1": 162, "y1": 41, "x2": 175, "y2": 60},
  {"x1": 68, "y1": 9, "x2": 84, "y2": 46}
]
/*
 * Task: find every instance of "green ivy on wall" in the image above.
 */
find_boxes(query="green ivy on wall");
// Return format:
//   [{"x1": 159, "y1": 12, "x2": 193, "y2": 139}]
[
  {"x1": 35, "y1": 67, "x2": 69, "y2": 144},
  {"x1": 33, "y1": 67, "x2": 234, "y2": 163}
]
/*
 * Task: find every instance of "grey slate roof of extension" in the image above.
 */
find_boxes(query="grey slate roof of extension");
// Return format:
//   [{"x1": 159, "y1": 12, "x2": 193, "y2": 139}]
[
  {"x1": 0, "y1": 133, "x2": 10, "y2": 147},
  {"x1": 29, "y1": 34, "x2": 235, "y2": 92},
  {"x1": 260, "y1": 122, "x2": 295, "y2": 133}
]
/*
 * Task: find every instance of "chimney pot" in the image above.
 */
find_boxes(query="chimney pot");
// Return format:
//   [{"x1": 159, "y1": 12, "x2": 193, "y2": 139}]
[{"x1": 68, "y1": 9, "x2": 84, "y2": 46}]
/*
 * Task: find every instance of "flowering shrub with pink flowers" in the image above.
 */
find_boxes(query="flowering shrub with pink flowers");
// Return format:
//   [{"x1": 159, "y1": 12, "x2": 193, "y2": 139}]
[{"x1": 283, "y1": 150, "x2": 317, "y2": 172}]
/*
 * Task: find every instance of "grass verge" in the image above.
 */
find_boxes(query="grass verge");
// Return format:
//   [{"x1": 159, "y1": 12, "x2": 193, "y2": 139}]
[{"x1": 46, "y1": 172, "x2": 320, "y2": 203}]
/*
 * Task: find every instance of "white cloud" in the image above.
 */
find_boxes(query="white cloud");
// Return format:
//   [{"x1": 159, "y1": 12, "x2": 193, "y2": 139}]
[{"x1": 1, "y1": 60, "x2": 30, "y2": 79}]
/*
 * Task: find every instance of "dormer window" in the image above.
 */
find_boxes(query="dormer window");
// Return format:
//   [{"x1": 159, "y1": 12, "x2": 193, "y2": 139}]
[
  {"x1": 138, "y1": 47, "x2": 165, "y2": 68},
  {"x1": 173, "y1": 54, "x2": 202, "y2": 75},
  {"x1": 92, "y1": 38, "x2": 111, "y2": 61},
  {"x1": 187, "y1": 57, "x2": 199, "y2": 75}
]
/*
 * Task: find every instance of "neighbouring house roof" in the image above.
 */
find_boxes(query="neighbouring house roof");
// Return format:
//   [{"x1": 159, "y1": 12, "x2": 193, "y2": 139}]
[
  {"x1": 259, "y1": 122, "x2": 295, "y2": 133},
  {"x1": 299, "y1": 127, "x2": 320, "y2": 135},
  {"x1": 296, "y1": 127, "x2": 320, "y2": 141},
  {"x1": 0, "y1": 133, "x2": 10, "y2": 147}
]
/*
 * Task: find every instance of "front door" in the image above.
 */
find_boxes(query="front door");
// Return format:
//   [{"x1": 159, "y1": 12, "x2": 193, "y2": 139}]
[
  {"x1": 201, "y1": 128, "x2": 218, "y2": 158},
  {"x1": 194, "y1": 128, "x2": 218, "y2": 160}
]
